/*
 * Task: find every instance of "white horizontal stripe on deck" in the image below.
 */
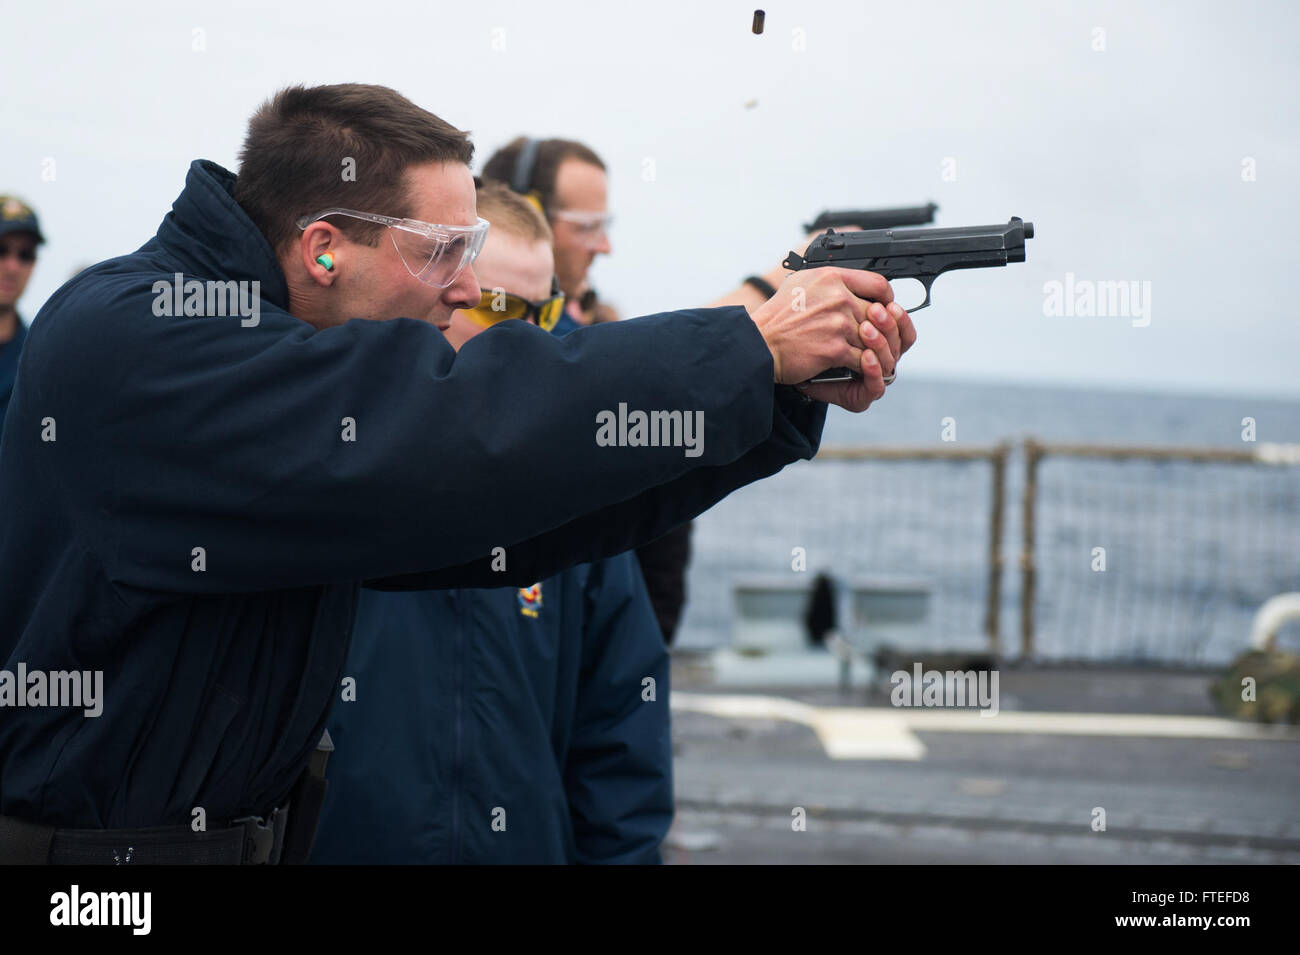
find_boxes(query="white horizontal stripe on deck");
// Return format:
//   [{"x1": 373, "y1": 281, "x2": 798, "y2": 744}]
[{"x1": 671, "y1": 692, "x2": 1300, "y2": 761}]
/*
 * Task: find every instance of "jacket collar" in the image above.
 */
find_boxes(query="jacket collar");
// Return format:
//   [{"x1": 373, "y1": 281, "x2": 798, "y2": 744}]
[{"x1": 154, "y1": 160, "x2": 290, "y2": 311}]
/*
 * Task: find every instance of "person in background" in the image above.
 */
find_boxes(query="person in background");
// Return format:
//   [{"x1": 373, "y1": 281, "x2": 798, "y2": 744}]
[
  {"x1": 0, "y1": 195, "x2": 43, "y2": 437},
  {"x1": 481, "y1": 137, "x2": 612, "y2": 331},
  {"x1": 482, "y1": 138, "x2": 694, "y2": 643},
  {"x1": 312, "y1": 182, "x2": 671, "y2": 864}
]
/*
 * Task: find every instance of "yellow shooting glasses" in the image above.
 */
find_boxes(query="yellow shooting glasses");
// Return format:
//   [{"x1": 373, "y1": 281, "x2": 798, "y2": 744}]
[
  {"x1": 295, "y1": 208, "x2": 489, "y2": 288},
  {"x1": 463, "y1": 276, "x2": 566, "y2": 332}
]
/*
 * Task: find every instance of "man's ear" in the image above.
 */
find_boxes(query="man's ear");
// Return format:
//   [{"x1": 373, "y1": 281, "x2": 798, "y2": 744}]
[{"x1": 300, "y1": 223, "x2": 339, "y2": 285}]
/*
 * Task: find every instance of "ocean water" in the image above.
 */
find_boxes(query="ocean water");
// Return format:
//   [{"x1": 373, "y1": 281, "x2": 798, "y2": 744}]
[{"x1": 676, "y1": 376, "x2": 1300, "y2": 665}]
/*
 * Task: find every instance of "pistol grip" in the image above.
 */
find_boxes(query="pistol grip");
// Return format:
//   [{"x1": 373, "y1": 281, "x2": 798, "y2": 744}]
[
  {"x1": 808, "y1": 367, "x2": 857, "y2": 384},
  {"x1": 805, "y1": 284, "x2": 931, "y2": 385}
]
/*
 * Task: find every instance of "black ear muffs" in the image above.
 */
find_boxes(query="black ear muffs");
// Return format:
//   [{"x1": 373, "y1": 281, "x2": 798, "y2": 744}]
[
  {"x1": 510, "y1": 138, "x2": 540, "y2": 194},
  {"x1": 510, "y1": 138, "x2": 546, "y2": 216}
]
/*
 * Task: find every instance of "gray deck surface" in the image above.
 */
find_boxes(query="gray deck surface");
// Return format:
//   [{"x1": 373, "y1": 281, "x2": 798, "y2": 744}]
[{"x1": 664, "y1": 658, "x2": 1300, "y2": 865}]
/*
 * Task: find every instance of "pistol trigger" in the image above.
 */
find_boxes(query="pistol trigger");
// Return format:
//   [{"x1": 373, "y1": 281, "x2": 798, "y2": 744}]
[{"x1": 910, "y1": 277, "x2": 934, "y2": 312}]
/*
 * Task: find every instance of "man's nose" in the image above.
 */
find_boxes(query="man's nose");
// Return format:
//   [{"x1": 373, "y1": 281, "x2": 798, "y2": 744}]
[
  {"x1": 595, "y1": 233, "x2": 612, "y2": 255},
  {"x1": 445, "y1": 264, "x2": 480, "y2": 310}
]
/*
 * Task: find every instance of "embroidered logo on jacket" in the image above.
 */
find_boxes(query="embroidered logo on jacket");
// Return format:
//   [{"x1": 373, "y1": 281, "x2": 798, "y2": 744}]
[{"x1": 517, "y1": 582, "x2": 543, "y2": 618}]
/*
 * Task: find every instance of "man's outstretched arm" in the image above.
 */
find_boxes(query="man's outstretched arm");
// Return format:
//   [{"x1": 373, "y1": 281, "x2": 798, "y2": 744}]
[{"x1": 26, "y1": 262, "x2": 896, "y2": 595}]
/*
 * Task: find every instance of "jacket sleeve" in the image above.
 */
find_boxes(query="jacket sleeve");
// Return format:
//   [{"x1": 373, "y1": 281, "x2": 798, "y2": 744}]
[
  {"x1": 26, "y1": 267, "x2": 823, "y2": 596},
  {"x1": 365, "y1": 385, "x2": 824, "y2": 590},
  {"x1": 563, "y1": 552, "x2": 673, "y2": 864}
]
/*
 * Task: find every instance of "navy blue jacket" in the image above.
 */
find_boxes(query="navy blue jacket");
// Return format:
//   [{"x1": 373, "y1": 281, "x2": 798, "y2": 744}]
[
  {"x1": 552, "y1": 310, "x2": 582, "y2": 337},
  {"x1": 311, "y1": 551, "x2": 669, "y2": 864},
  {"x1": 0, "y1": 160, "x2": 825, "y2": 830},
  {"x1": 0, "y1": 315, "x2": 26, "y2": 439}
]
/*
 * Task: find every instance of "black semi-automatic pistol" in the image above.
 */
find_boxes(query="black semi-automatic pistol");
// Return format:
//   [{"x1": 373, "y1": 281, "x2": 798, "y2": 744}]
[
  {"x1": 783, "y1": 216, "x2": 1034, "y2": 383},
  {"x1": 803, "y1": 202, "x2": 937, "y2": 233}
]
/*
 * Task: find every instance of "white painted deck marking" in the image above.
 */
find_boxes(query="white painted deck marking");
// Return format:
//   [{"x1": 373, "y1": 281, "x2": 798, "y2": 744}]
[{"x1": 671, "y1": 692, "x2": 1300, "y2": 761}]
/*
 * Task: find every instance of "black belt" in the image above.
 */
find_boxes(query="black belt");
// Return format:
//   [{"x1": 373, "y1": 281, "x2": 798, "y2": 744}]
[
  {"x1": 0, "y1": 729, "x2": 333, "y2": 865},
  {"x1": 0, "y1": 804, "x2": 288, "y2": 865}
]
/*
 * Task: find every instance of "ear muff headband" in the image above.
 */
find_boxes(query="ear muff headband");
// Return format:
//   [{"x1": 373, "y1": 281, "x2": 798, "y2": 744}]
[
  {"x1": 510, "y1": 138, "x2": 546, "y2": 216},
  {"x1": 511, "y1": 138, "x2": 541, "y2": 195}
]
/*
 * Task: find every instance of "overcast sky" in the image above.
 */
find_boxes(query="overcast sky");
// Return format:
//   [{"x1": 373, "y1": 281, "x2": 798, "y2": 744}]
[{"x1": 4, "y1": 0, "x2": 1297, "y2": 398}]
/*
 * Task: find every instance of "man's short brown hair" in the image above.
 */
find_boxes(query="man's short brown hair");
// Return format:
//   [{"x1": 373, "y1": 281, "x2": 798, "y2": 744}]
[
  {"x1": 234, "y1": 83, "x2": 474, "y2": 253},
  {"x1": 474, "y1": 181, "x2": 552, "y2": 245},
  {"x1": 480, "y1": 137, "x2": 605, "y2": 216}
]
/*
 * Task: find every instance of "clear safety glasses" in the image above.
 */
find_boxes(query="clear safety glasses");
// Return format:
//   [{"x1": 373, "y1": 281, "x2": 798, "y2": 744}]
[
  {"x1": 550, "y1": 209, "x2": 613, "y2": 250},
  {"x1": 295, "y1": 209, "x2": 490, "y2": 288}
]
